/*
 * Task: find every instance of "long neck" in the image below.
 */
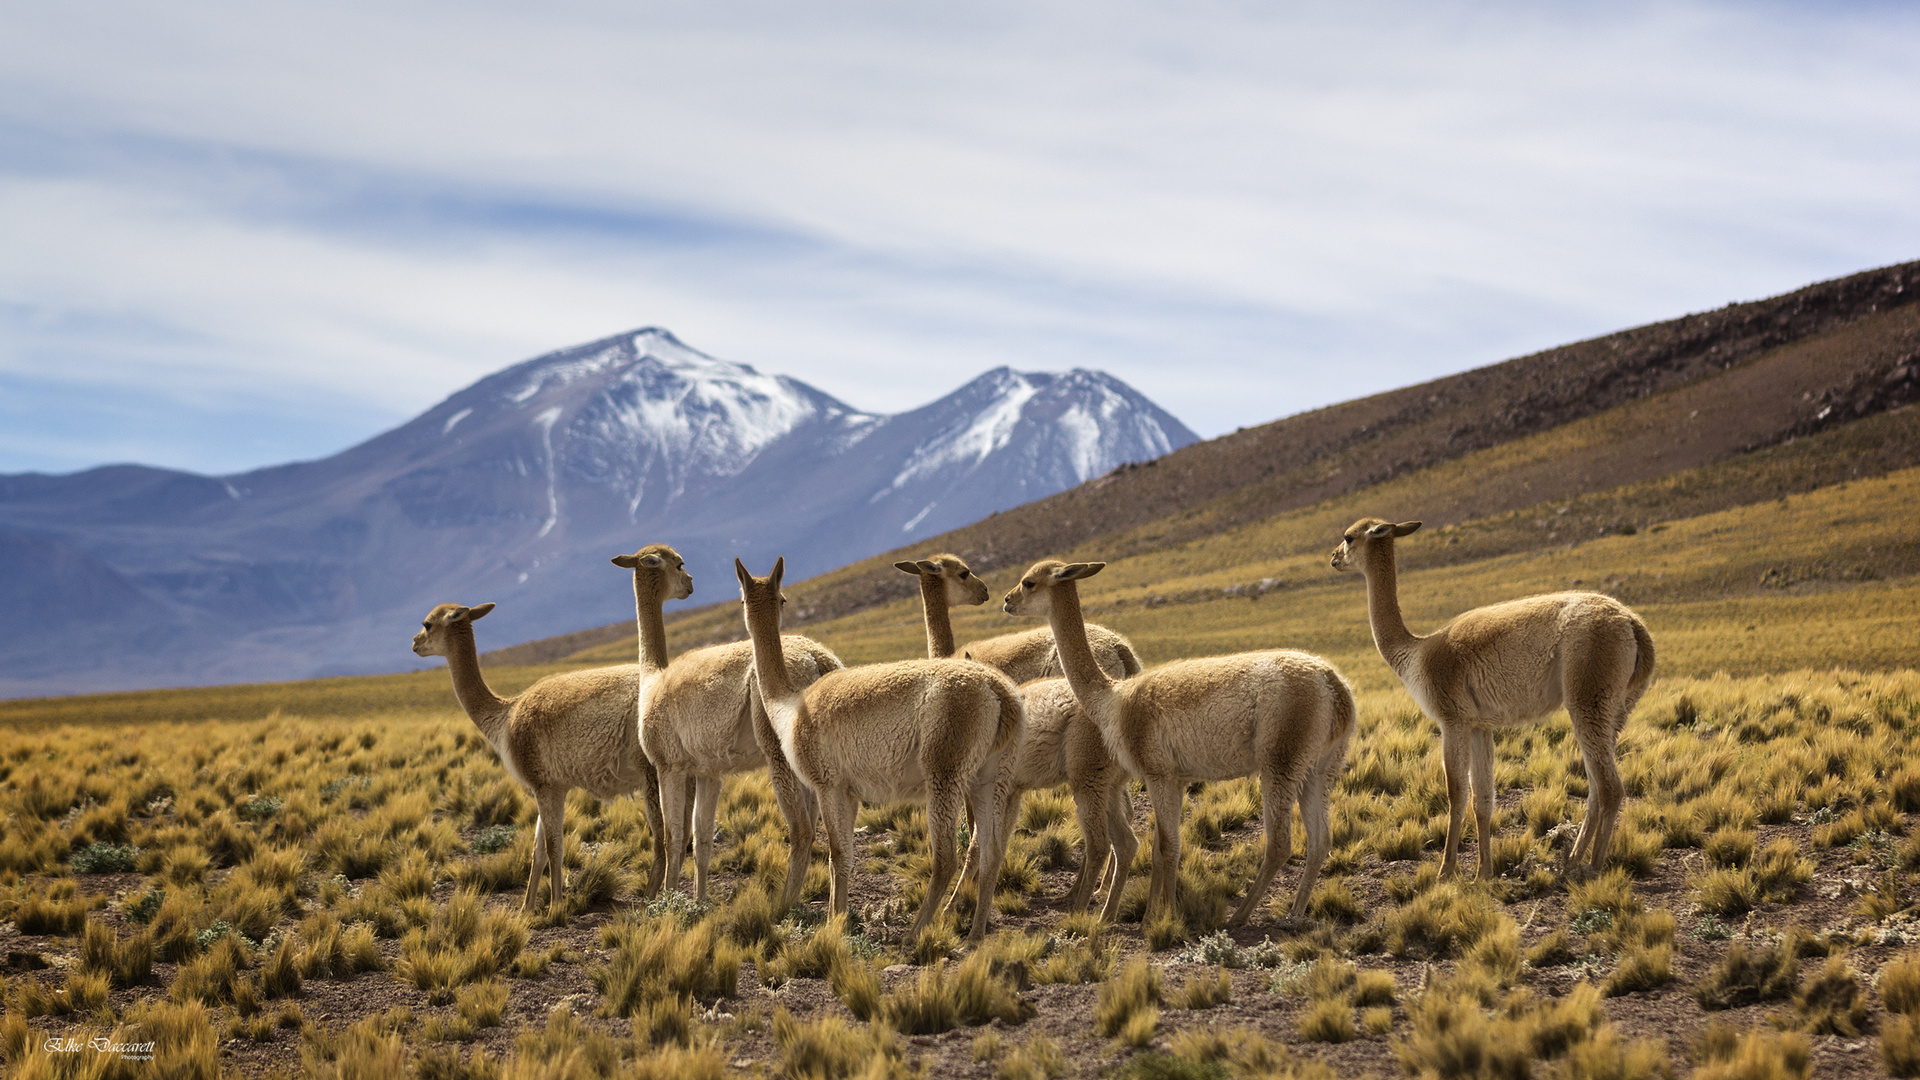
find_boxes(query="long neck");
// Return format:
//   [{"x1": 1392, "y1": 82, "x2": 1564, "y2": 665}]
[
  {"x1": 441, "y1": 623, "x2": 511, "y2": 740},
  {"x1": 743, "y1": 601, "x2": 799, "y2": 708},
  {"x1": 1361, "y1": 543, "x2": 1420, "y2": 671},
  {"x1": 1045, "y1": 584, "x2": 1119, "y2": 707},
  {"x1": 632, "y1": 578, "x2": 671, "y2": 675},
  {"x1": 919, "y1": 578, "x2": 956, "y2": 659}
]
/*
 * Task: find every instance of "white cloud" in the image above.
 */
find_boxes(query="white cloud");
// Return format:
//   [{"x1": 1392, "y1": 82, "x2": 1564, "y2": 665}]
[{"x1": 1, "y1": 1, "x2": 1917, "y2": 472}]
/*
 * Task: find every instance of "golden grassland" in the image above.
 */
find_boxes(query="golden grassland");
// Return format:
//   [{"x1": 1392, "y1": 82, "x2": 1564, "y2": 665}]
[
  {"x1": 4, "y1": 423, "x2": 1920, "y2": 1075},
  {"x1": 7, "y1": 662, "x2": 1920, "y2": 1077}
]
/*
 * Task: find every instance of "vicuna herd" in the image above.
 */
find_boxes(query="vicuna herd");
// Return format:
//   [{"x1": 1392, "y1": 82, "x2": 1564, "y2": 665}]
[{"x1": 412, "y1": 516, "x2": 1654, "y2": 945}]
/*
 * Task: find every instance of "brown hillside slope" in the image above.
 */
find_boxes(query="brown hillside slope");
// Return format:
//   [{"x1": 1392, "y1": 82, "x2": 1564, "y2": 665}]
[{"x1": 486, "y1": 259, "x2": 1920, "y2": 666}]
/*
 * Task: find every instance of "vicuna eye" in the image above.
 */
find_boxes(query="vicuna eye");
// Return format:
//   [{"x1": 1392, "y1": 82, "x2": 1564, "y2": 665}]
[
  {"x1": 1024, "y1": 581, "x2": 1034, "y2": 590},
  {"x1": 958, "y1": 570, "x2": 970, "y2": 579}
]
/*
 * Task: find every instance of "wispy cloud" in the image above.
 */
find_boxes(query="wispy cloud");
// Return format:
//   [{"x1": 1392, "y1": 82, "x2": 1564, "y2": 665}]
[{"x1": 2, "y1": 1, "x2": 1916, "y2": 473}]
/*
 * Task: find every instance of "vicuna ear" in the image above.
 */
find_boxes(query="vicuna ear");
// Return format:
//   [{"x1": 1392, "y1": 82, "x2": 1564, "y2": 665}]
[
  {"x1": 1393, "y1": 521, "x2": 1423, "y2": 537},
  {"x1": 1056, "y1": 562, "x2": 1106, "y2": 581},
  {"x1": 639, "y1": 553, "x2": 663, "y2": 568},
  {"x1": 469, "y1": 603, "x2": 496, "y2": 621},
  {"x1": 611, "y1": 554, "x2": 639, "y2": 568},
  {"x1": 894, "y1": 561, "x2": 921, "y2": 575},
  {"x1": 734, "y1": 558, "x2": 753, "y2": 591},
  {"x1": 1366, "y1": 521, "x2": 1395, "y2": 538},
  {"x1": 915, "y1": 560, "x2": 942, "y2": 575},
  {"x1": 770, "y1": 557, "x2": 785, "y2": 589}
]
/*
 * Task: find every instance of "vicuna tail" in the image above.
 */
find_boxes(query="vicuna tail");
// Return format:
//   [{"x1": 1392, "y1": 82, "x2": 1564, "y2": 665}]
[
  {"x1": 1320, "y1": 668, "x2": 1357, "y2": 773},
  {"x1": 1115, "y1": 640, "x2": 1143, "y2": 678},
  {"x1": 1625, "y1": 614, "x2": 1657, "y2": 708},
  {"x1": 990, "y1": 679, "x2": 1024, "y2": 756}
]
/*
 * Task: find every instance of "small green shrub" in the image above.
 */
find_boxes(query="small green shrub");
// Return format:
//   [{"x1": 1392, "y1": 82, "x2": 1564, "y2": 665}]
[{"x1": 71, "y1": 841, "x2": 141, "y2": 874}]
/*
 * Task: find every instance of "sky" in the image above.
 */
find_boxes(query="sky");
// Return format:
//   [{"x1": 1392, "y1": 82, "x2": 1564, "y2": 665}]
[{"x1": 2, "y1": 1, "x2": 1917, "y2": 477}]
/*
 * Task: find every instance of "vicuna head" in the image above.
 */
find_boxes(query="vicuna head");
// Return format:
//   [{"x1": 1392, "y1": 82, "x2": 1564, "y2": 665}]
[
  {"x1": 1330, "y1": 518, "x2": 1421, "y2": 572},
  {"x1": 894, "y1": 553, "x2": 990, "y2": 608},
  {"x1": 1001, "y1": 559, "x2": 1106, "y2": 617},
  {"x1": 734, "y1": 557, "x2": 788, "y2": 627},
  {"x1": 612, "y1": 543, "x2": 695, "y2": 601},
  {"x1": 412, "y1": 602, "x2": 497, "y2": 657}
]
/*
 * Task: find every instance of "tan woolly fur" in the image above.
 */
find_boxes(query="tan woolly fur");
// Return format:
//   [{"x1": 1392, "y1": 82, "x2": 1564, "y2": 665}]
[
  {"x1": 1003, "y1": 559, "x2": 1355, "y2": 927},
  {"x1": 613, "y1": 544, "x2": 843, "y2": 907},
  {"x1": 1330, "y1": 517, "x2": 1656, "y2": 880},
  {"x1": 412, "y1": 603, "x2": 662, "y2": 913},
  {"x1": 737, "y1": 557, "x2": 1026, "y2": 943},
  {"x1": 895, "y1": 553, "x2": 1141, "y2": 919}
]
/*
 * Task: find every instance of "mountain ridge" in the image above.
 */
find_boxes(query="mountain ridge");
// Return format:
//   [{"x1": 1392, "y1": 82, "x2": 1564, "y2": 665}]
[{"x1": 0, "y1": 331, "x2": 1196, "y2": 696}]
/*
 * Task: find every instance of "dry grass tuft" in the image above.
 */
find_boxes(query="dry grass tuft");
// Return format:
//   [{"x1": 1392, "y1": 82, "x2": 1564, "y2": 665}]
[
  {"x1": 996, "y1": 1032, "x2": 1069, "y2": 1080},
  {"x1": 79, "y1": 916, "x2": 154, "y2": 988},
  {"x1": 1885, "y1": 1013, "x2": 1920, "y2": 1078},
  {"x1": 1096, "y1": 958, "x2": 1162, "y2": 1045},
  {"x1": 592, "y1": 910, "x2": 739, "y2": 1022},
  {"x1": 1174, "y1": 966, "x2": 1233, "y2": 1009},
  {"x1": 170, "y1": 935, "x2": 256, "y2": 1009},
  {"x1": 772, "y1": 1006, "x2": 908, "y2": 1080},
  {"x1": 882, "y1": 948, "x2": 1035, "y2": 1034},
  {"x1": 1693, "y1": 1022, "x2": 1812, "y2": 1080},
  {"x1": 1385, "y1": 882, "x2": 1498, "y2": 959},
  {"x1": 1883, "y1": 951, "x2": 1920, "y2": 1015},
  {"x1": 396, "y1": 889, "x2": 528, "y2": 1004},
  {"x1": 1296, "y1": 998, "x2": 1356, "y2": 1043},
  {"x1": 1793, "y1": 955, "x2": 1869, "y2": 1036},
  {"x1": 1603, "y1": 943, "x2": 1673, "y2": 997},
  {"x1": 1693, "y1": 940, "x2": 1797, "y2": 1011}
]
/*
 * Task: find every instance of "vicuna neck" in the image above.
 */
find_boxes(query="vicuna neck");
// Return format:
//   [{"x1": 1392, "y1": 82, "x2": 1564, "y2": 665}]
[
  {"x1": 919, "y1": 578, "x2": 956, "y2": 659},
  {"x1": 1361, "y1": 542, "x2": 1419, "y2": 670},
  {"x1": 742, "y1": 597, "x2": 800, "y2": 717},
  {"x1": 440, "y1": 623, "x2": 511, "y2": 740},
  {"x1": 1044, "y1": 584, "x2": 1119, "y2": 706},
  {"x1": 632, "y1": 576, "x2": 672, "y2": 674}
]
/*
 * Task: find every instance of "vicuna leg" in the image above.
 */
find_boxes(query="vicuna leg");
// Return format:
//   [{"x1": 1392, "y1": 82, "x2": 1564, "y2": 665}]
[
  {"x1": 1099, "y1": 778, "x2": 1139, "y2": 923},
  {"x1": 820, "y1": 787, "x2": 858, "y2": 918},
  {"x1": 1064, "y1": 779, "x2": 1111, "y2": 914},
  {"x1": 770, "y1": 771, "x2": 817, "y2": 912},
  {"x1": 1281, "y1": 756, "x2": 1336, "y2": 924},
  {"x1": 1438, "y1": 725, "x2": 1470, "y2": 878},
  {"x1": 1468, "y1": 728, "x2": 1496, "y2": 881},
  {"x1": 959, "y1": 778, "x2": 1022, "y2": 909},
  {"x1": 917, "y1": 784, "x2": 963, "y2": 939},
  {"x1": 1142, "y1": 777, "x2": 1186, "y2": 920},
  {"x1": 524, "y1": 807, "x2": 549, "y2": 913},
  {"x1": 1564, "y1": 632, "x2": 1631, "y2": 877},
  {"x1": 691, "y1": 775, "x2": 721, "y2": 902},
  {"x1": 1567, "y1": 711, "x2": 1625, "y2": 876},
  {"x1": 963, "y1": 774, "x2": 1010, "y2": 942},
  {"x1": 637, "y1": 762, "x2": 667, "y2": 899},
  {"x1": 532, "y1": 789, "x2": 567, "y2": 913},
  {"x1": 658, "y1": 771, "x2": 691, "y2": 895},
  {"x1": 1233, "y1": 763, "x2": 1305, "y2": 927},
  {"x1": 754, "y1": 696, "x2": 818, "y2": 911}
]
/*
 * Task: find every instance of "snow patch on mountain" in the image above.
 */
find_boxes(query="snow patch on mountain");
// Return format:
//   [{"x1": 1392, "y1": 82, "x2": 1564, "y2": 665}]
[{"x1": 881, "y1": 370, "x2": 1040, "y2": 496}]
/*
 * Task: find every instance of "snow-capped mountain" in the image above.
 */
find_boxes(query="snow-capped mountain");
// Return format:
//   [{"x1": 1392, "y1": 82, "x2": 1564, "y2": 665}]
[{"x1": 0, "y1": 329, "x2": 1196, "y2": 696}]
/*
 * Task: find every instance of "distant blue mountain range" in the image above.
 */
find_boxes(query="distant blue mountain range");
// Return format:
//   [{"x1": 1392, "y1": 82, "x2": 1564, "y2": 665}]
[{"x1": 0, "y1": 329, "x2": 1196, "y2": 696}]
